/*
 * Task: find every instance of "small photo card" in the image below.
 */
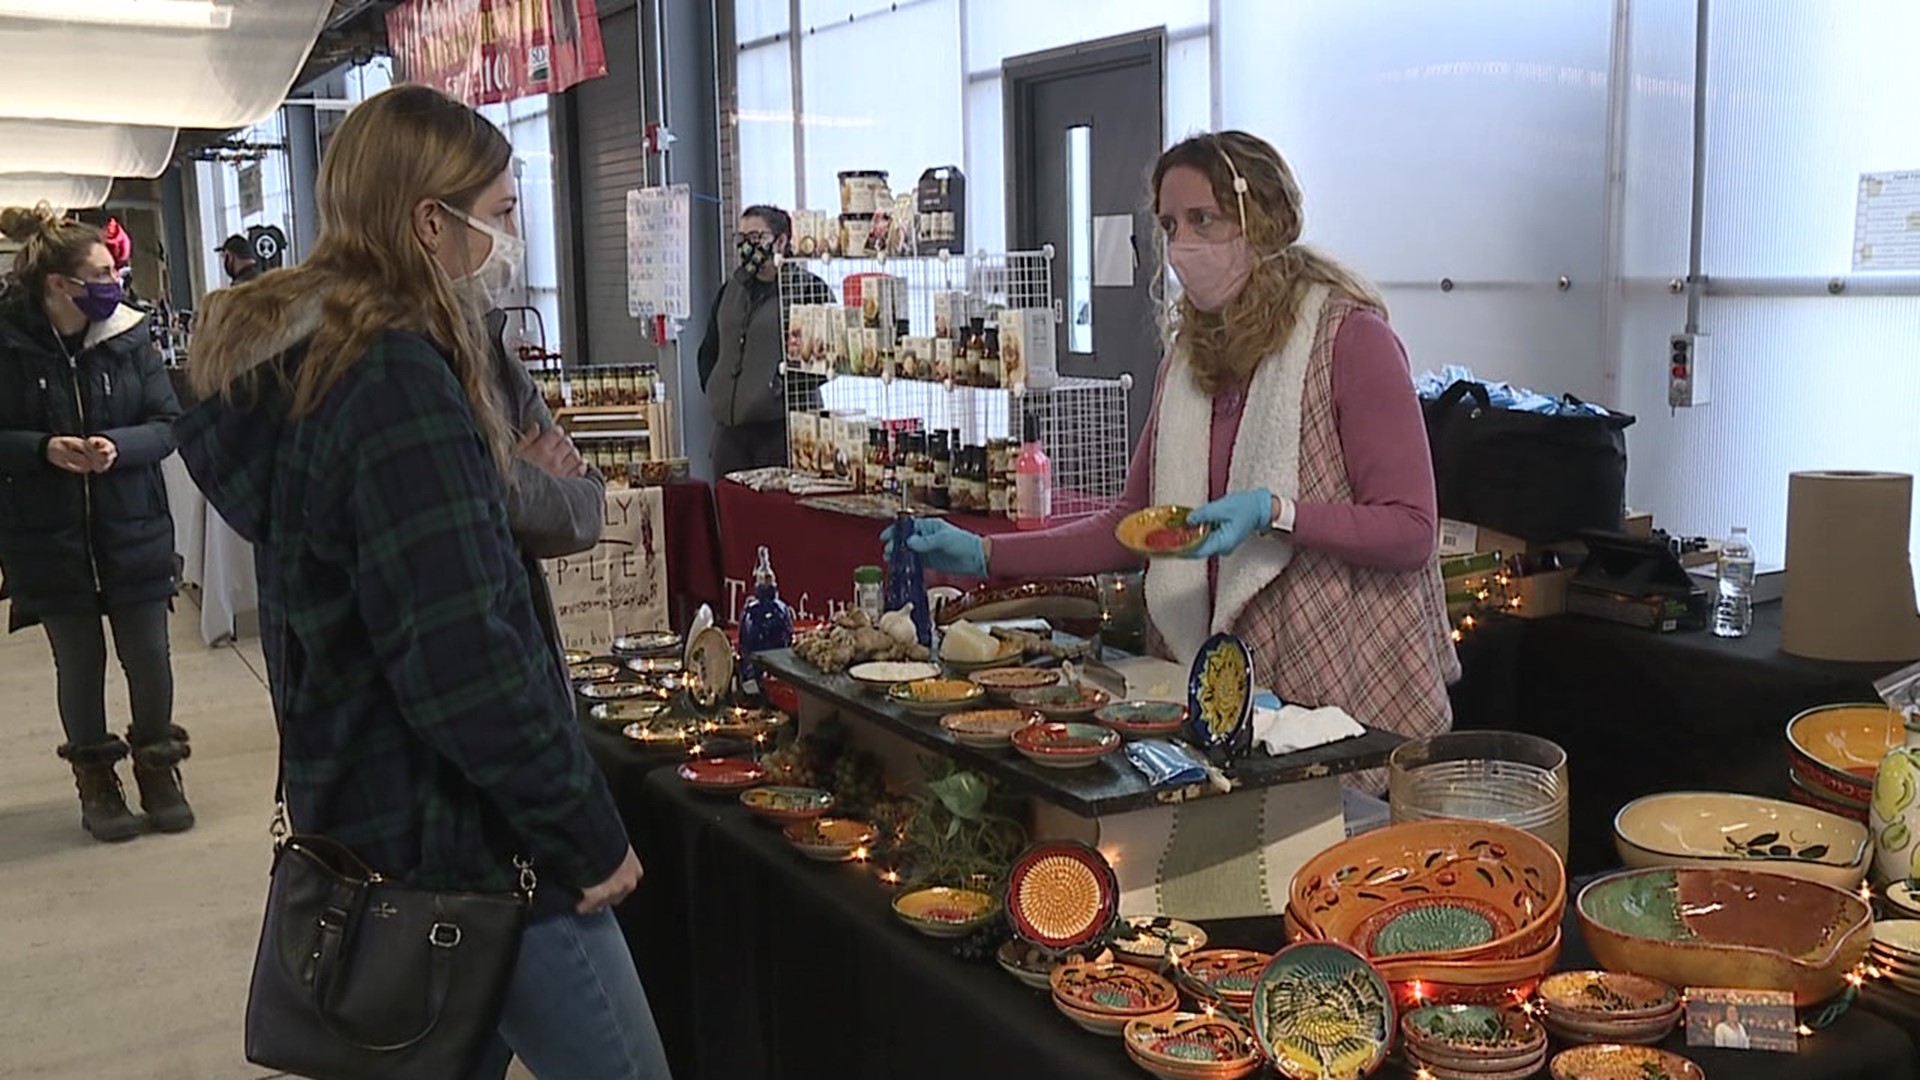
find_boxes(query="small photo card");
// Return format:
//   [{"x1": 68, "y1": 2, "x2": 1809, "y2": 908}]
[{"x1": 1685, "y1": 987, "x2": 1798, "y2": 1053}]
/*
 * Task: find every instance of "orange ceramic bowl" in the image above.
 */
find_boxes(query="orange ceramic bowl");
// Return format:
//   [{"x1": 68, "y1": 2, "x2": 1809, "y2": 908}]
[
  {"x1": 1289, "y1": 819, "x2": 1567, "y2": 966},
  {"x1": 1785, "y1": 703, "x2": 1900, "y2": 806}
]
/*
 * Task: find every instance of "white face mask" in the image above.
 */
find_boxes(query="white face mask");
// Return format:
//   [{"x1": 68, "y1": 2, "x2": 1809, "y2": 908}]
[{"x1": 438, "y1": 201, "x2": 526, "y2": 311}]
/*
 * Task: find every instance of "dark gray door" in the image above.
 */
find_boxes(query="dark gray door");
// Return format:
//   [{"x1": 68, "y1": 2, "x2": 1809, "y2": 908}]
[{"x1": 1007, "y1": 32, "x2": 1164, "y2": 452}]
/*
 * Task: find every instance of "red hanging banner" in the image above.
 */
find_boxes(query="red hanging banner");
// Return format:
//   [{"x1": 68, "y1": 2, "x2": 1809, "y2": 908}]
[{"x1": 386, "y1": 0, "x2": 607, "y2": 107}]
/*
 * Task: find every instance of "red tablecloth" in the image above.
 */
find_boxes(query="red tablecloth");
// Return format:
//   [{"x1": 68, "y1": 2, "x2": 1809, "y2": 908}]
[
  {"x1": 713, "y1": 481, "x2": 1023, "y2": 624},
  {"x1": 662, "y1": 480, "x2": 724, "y2": 629}
]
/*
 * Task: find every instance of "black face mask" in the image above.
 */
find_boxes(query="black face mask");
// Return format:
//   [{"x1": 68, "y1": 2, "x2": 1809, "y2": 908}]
[{"x1": 737, "y1": 237, "x2": 775, "y2": 277}]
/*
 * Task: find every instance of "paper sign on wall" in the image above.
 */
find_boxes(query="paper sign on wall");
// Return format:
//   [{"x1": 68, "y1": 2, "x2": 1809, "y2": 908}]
[
  {"x1": 542, "y1": 487, "x2": 669, "y2": 653},
  {"x1": 387, "y1": 0, "x2": 607, "y2": 107},
  {"x1": 626, "y1": 184, "x2": 691, "y2": 320},
  {"x1": 1854, "y1": 170, "x2": 1920, "y2": 271}
]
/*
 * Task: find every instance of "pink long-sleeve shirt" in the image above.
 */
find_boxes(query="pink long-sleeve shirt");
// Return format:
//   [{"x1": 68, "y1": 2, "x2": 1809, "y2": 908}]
[{"x1": 990, "y1": 309, "x2": 1437, "y2": 580}]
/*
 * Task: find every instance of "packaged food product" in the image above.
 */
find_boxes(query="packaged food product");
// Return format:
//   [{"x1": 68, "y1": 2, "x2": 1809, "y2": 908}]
[
  {"x1": 838, "y1": 170, "x2": 888, "y2": 216},
  {"x1": 997, "y1": 308, "x2": 1059, "y2": 391}
]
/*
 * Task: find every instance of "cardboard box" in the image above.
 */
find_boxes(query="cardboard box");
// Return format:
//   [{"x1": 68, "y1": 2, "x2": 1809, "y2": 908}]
[
  {"x1": 825, "y1": 304, "x2": 849, "y2": 374},
  {"x1": 788, "y1": 411, "x2": 818, "y2": 474},
  {"x1": 1509, "y1": 569, "x2": 1575, "y2": 620},
  {"x1": 933, "y1": 338, "x2": 955, "y2": 382},
  {"x1": 996, "y1": 307, "x2": 1058, "y2": 391},
  {"x1": 934, "y1": 291, "x2": 969, "y2": 340}
]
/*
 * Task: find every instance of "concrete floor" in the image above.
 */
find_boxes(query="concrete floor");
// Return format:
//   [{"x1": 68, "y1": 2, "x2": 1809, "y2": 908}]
[{"x1": 0, "y1": 603, "x2": 533, "y2": 1080}]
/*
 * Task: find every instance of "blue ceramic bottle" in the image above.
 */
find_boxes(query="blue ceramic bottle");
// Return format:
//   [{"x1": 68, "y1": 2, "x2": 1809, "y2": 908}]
[
  {"x1": 885, "y1": 512, "x2": 933, "y2": 647},
  {"x1": 738, "y1": 545, "x2": 794, "y2": 698}
]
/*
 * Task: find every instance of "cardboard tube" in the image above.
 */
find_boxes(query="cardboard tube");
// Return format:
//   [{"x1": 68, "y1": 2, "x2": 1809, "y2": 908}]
[{"x1": 1780, "y1": 471, "x2": 1920, "y2": 662}]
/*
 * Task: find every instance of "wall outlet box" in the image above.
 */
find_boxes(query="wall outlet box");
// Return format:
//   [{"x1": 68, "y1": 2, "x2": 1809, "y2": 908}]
[{"x1": 1669, "y1": 331, "x2": 1712, "y2": 407}]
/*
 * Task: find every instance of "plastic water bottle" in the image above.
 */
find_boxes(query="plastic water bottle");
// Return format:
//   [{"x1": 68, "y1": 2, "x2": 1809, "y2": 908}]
[{"x1": 1713, "y1": 526, "x2": 1756, "y2": 638}]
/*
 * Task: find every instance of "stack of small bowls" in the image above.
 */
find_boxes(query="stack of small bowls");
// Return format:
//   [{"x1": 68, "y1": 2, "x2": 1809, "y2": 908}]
[
  {"x1": 1784, "y1": 703, "x2": 1901, "y2": 823},
  {"x1": 1049, "y1": 961, "x2": 1180, "y2": 1036},
  {"x1": 1121, "y1": 1011, "x2": 1262, "y2": 1080},
  {"x1": 1399, "y1": 1004, "x2": 1548, "y2": 1080},
  {"x1": 1534, "y1": 971, "x2": 1682, "y2": 1046},
  {"x1": 1870, "y1": 920, "x2": 1920, "y2": 994}
]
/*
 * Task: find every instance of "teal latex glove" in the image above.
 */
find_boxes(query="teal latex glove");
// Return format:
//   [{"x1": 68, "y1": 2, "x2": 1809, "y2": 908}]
[
  {"x1": 879, "y1": 517, "x2": 989, "y2": 578},
  {"x1": 1186, "y1": 488, "x2": 1274, "y2": 560}
]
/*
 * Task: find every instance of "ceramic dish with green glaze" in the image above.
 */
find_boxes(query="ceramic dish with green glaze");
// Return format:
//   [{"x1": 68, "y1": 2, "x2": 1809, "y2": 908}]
[{"x1": 1251, "y1": 941, "x2": 1394, "y2": 1080}]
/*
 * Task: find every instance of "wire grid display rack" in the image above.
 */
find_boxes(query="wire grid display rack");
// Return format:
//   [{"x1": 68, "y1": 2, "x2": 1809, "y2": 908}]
[{"x1": 779, "y1": 250, "x2": 1130, "y2": 521}]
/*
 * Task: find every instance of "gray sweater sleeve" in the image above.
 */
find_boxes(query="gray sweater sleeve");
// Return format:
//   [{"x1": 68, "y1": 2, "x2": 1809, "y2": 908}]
[{"x1": 496, "y1": 331, "x2": 606, "y2": 559}]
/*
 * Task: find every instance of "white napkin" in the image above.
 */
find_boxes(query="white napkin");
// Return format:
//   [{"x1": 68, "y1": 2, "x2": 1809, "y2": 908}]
[{"x1": 1254, "y1": 698, "x2": 1365, "y2": 756}]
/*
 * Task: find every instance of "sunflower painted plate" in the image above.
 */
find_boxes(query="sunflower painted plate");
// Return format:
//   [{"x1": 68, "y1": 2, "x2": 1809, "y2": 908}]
[
  {"x1": 1187, "y1": 633, "x2": 1254, "y2": 752},
  {"x1": 1006, "y1": 840, "x2": 1120, "y2": 952},
  {"x1": 1251, "y1": 941, "x2": 1394, "y2": 1080}
]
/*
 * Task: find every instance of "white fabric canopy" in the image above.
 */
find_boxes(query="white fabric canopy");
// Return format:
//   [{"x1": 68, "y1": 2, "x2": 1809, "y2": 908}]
[
  {"x1": 0, "y1": 119, "x2": 177, "y2": 178},
  {"x1": 0, "y1": 173, "x2": 112, "y2": 209},
  {"x1": 0, "y1": 0, "x2": 332, "y2": 128}
]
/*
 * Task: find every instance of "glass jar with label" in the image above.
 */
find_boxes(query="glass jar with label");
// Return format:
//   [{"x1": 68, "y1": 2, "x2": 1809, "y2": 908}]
[
  {"x1": 983, "y1": 327, "x2": 1002, "y2": 389},
  {"x1": 930, "y1": 431, "x2": 951, "y2": 510},
  {"x1": 986, "y1": 439, "x2": 1009, "y2": 516}
]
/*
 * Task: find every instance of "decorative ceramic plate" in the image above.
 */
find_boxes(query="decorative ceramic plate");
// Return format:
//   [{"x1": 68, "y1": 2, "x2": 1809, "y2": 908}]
[
  {"x1": 940, "y1": 708, "x2": 1034, "y2": 750},
  {"x1": 970, "y1": 666, "x2": 1062, "y2": 698},
  {"x1": 569, "y1": 661, "x2": 621, "y2": 683},
  {"x1": 684, "y1": 626, "x2": 733, "y2": 711},
  {"x1": 1111, "y1": 916, "x2": 1208, "y2": 966},
  {"x1": 1010, "y1": 683, "x2": 1112, "y2": 721},
  {"x1": 563, "y1": 648, "x2": 593, "y2": 666},
  {"x1": 892, "y1": 886, "x2": 997, "y2": 938},
  {"x1": 1251, "y1": 942, "x2": 1394, "y2": 1080},
  {"x1": 580, "y1": 680, "x2": 653, "y2": 700},
  {"x1": 887, "y1": 677, "x2": 987, "y2": 715},
  {"x1": 1549, "y1": 1044, "x2": 1704, "y2": 1080},
  {"x1": 849, "y1": 660, "x2": 942, "y2": 691},
  {"x1": 1051, "y1": 961, "x2": 1181, "y2": 1016},
  {"x1": 739, "y1": 785, "x2": 835, "y2": 825},
  {"x1": 625, "y1": 656, "x2": 686, "y2": 676},
  {"x1": 1096, "y1": 700, "x2": 1189, "y2": 739},
  {"x1": 1011, "y1": 722, "x2": 1122, "y2": 769},
  {"x1": 1536, "y1": 971, "x2": 1680, "y2": 1020},
  {"x1": 1182, "y1": 949, "x2": 1272, "y2": 1006},
  {"x1": 620, "y1": 717, "x2": 698, "y2": 750},
  {"x1": 783, "y1": 817, "x2": 877, "y2": 862},
  {"x1": 1006, "y1": 840, "x2": 1120, "y2": 951},
  {"x1": 1115, "y1": 505, "x2": 1211, "y2": 559},
  {"x1": 676, "y1": 757, "x2": 767, "y2": 794},
  {"x1": 591, "y1": 699, "x2": 673, "y2": 725},
  {"x1": 1187, "y1": 633, "x2": 1254, "y2": 751},
  {"x1": 1873, "y1": 919, "x2": 1920, "y2": 958},
  {"x1": 1400, "y1": 1004, "x2": 1545, "y2": 1063},
  {"x1": 612, "y1": 630, "x2": 683, "y2": 657},
  {"x1": 1888, "y1": 880, "x2": 1920, "y2": 920},
  {"x1": 703, "y1": 706, "x2": 789, "y2": 739},
  {"x1": 1123, "y1": 1012, "x2": 1261, "y2": 1072}
]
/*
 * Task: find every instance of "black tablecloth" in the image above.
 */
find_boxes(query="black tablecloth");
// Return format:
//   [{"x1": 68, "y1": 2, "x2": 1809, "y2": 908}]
[
  {"x1": 587, "y1": 727, "x2": 1916, "y2": 1080},
  {"x1": 1451, "y1": 604, "x2": 1902, "y2": 875}
]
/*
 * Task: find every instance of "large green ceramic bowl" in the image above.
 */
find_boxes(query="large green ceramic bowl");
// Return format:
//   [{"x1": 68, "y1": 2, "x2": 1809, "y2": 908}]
[{"x1": 1577, "y1": 866, "x2": 1871, "y2": 1005}]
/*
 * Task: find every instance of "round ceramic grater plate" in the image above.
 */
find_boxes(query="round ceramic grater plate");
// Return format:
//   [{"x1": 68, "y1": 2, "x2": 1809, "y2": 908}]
[{"x1": 1005, "y1": 840, "x2": 1120, "y2": 952}]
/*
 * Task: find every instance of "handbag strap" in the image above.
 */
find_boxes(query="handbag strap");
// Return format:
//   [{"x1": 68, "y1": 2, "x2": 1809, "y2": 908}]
[
  {"x1": 307, "y1": 889, "x2": 459, "y2": 1053},
  {"x1": 1432, "y1": 379, "x2": 1494, "y2": 415}
]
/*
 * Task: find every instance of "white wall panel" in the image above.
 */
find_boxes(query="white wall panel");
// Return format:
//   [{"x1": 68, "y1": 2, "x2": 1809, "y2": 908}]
[
  {"x1": 736, "y1": 43, "x2": 797, "y2": 210},
  {"x1": 965, "y1": 0, "x2": 1206, "y2": 74}
]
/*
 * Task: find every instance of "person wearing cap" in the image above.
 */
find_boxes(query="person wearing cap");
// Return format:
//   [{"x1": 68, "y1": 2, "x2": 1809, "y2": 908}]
[{"x1": 217, "y1": 235, "x2": 261, "y2": 285}]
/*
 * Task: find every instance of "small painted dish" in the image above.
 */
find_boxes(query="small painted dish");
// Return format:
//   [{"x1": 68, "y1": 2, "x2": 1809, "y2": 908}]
[
  {"x1": 1401, "y1": 1004, "x2": 1546, "y2": 1066},
  {"x1": 892, "y1": 886, "x2": 997, "y2": 939},
  {"x1": 1096, "y1": 700, "x2": 1189, "y2": 740},
  {"x1": 1187, "y1": 633, "x2": 1254, "y2": 752},
  {"x1": 1011, "y1": 721, "x2": 1121, "y2": 769},
  {"x1": 1123, "y1": 1012, "x2": 1262, "y2": 1079},
  {"x1": 612, "y1": 630, "x2": 682, "y2": 657},
  {"x1": 580, "y1": 680, "x2": 654, "y2": 701},
  {"x1": 1549, "y1": 1044, "x2": 1704, "y2": 1080},
  {"x1": 1536, "y1": 971, "x2": 1680, "y2": 1021},
  {"x1": 703, "y1": 705, "x2": 789, "y2": 740},
  {"x1": 1181, "y1": 949, "x2": 1272, "y2": 1010},
  {"x1": 590, "y1": 699, "x2": 673, "y2": 725},
  {"x1": 620, "y1": 717, "x2": 698, "y2": 751},
  {"x1": 888, "y1": 677, "x2": 986, "y2": 716},
  {"x1": 940, "y1": 708, "x2": 1035, "y2": 750},
  {"x1": 1052, "y1": 961, "x2": 1181, "y2": 1022},
  {"x1": 783, "y1": 817, "x2": 877, "y2": 862},
  {"x1": 970, "y1": 665, "x2": 1062, "y2": 702},
  {"x1": 1887, "y1": 879, "x2": 1920, "y2": 920},
  {"x1": 1116, "y1": 504, "x2": 1211, "y2": 559},
  {"x1": 676, "y1": 757, "x2": 767, "y2": 795},
  {"x1": 1110, "y1": 916, "x2": 1208, "y2": 967},
  {"x1": 1010, "y1": 683, "x2": 1112, "y2": 721},
  {"x1": 625, "y1": 656, "x2": 685, "y2": 677},
  {"x1": 940, "y1": 637, "x2": 1026, "y2": 673},
  {"x1": 563, "y1": 648, "x2": 594, "y2": 666},
  {"x1": 569, "y1": 660, "x2": 621, "y2": 683},
  {"x1": 1251, "y1": 941, "x2": 1394, "y2": 1080},
  {"x1": 998, "y1": 939, "x2": 1080, "y2": 991},
  {"x1": 739, "y1": 785, "x2": 835, "y2": 825}
]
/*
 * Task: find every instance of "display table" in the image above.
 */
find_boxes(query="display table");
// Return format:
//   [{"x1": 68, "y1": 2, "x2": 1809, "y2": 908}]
[
  {"x1": 592, "y1": 754, "x2": 1918, "y2": 1080},
  {"x1": 1451, "y1": 604, "x2": 1904, "y2": 875},
  {"x1": 161, "y1": 453, "x2": 255, "y2": 646}
]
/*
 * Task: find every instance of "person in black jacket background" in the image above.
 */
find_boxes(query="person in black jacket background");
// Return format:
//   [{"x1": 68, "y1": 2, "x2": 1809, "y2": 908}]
[
  {"x1": 0, "y1": 206, "x2": 188, "y2": 842},
  {"x1": 696, "y1": 205, "x2": 832, "y2": 476}
]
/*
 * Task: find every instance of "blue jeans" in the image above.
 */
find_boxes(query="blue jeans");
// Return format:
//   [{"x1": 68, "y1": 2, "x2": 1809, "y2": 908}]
[{"x1": 466, "y1": 909, "x2": 673, "y2": 1080}]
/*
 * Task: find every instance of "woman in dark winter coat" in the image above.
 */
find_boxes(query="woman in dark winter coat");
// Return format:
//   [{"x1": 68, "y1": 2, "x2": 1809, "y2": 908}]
[{"x1": 0, "y1": 206, "x2": 188, "y2": 842}]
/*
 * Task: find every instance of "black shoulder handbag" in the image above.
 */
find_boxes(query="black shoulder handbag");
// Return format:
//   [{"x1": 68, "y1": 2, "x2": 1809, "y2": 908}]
[{"x1": 243, "y1": 762, "x2": 532, "y2": 1079}]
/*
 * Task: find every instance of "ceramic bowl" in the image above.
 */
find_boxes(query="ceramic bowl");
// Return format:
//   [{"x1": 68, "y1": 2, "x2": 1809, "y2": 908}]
[
  {"x1": 568, "y1": 661, "x2": 621, "y2": 683},
  {"x1": 611, "y1": 630, "x2": 683, "y2": 657},
  {"x1": 1011, "y1": 721, "x2": 1122, "y2": 769},
  {"x1": 1122, "y1": 1012, "x2": 1262, "y2": 1079},
  {"x1": 847, "y1": 660, "x2": 941, "y2": 693},
  {"x1": 1541, "y1": 1008, "x2": 1681, "y2": 1047},
  {"x1": 579, "y1": 680, "x2": 655, "y2": 701},
  {"x1": 676, "y1": 757, "x2": 767, "y2": 795},
  {"x1": 1250, "y1": 941, "x2": 1395, "y2": 1080},
  {"x1": 1115, "y1": 505, "x2": 1212, "y2": 558},
  {"x1": 563, "y1": 648, "x2": 593, "y2": 666},
  {"x1": 1548, "y1": 1044, "x2": 1704, "y2": 1080},
  {"x1": 1400, "y1": 1004, "x2": 1546, "y2": 1068},
  {"x1": 1051, "y1": 962, "x2": 1181, "y2": 1035},
  {"x1": 940, "y1": 708, "x2": 1036, "y2": 750},
  {"x1": 1096, "y1": 700, "x2": 1190, "y2": 740},
  {"x1": 1577, "y1": 866, "x2": 1873, "y2": 1005},
  {"x1": 887, "y1": 677, "x2": 986, "y2": 715},
  {"x1": 782, "y1": 817, "x2": 877, "y2": 862},
  {"x1": 1536, "y1": 970, "x2": 1681, "y2": 1022},
  {"x1": 1179, "y1": 949, "x2": 1271, "y2": 1010},
  {"x1": 738, "y1": 785, "x2": 835, "y2": 825},
  {"x1": 1011, "y1": 683, "x2": 1113, "y2": 721},
  {"x1": 623, "y1": 655, "x2": 685, "y2": 677},
  {"x1": 1613, "y1": 790, "x2": 1871, "y2": 890},
  {"x1": 1110, "y1": 917, "x2": 1209, "y2": 967},
  {"x1": 892, "y1": 886, "x2": 997, "y2": 939},
  {"x1": 619, "y1": 717, "x2": 699, "y2": 752},
  {"x1": 1288, "y1": 819, "x2": 1567, "y2": 965},
  {"x1": 1873, "y1": 919, "x2": 1920, "y2": 961},
  {"x1": 940, "y1": 637, "x2": 1026, "y2": 673},
  {"x1": 1404, "y1": 1050, "x2": 1548, "y2": 1080},
  {"x1": 1786, "y1": 703, "x2": 1901, "y2": 806},
  {"x1": 1787, "y1": 771, "x2": 1869, "y2": 824},
  {"x1": 703, "y1": 706, "x2": 790, "y2": 741},
  {"x1": 996, "y1": 939, "x2": 1107, "y2": 991},
  {"x1": 1886, "y1": 880, "x2": 1920, "y2": 920},
  {"x1": 969, "y1": 665, "x2": 1062, "y2": 702},
  {"x1": 591, "y1": 698, "x2": 672, "y2": 724}
]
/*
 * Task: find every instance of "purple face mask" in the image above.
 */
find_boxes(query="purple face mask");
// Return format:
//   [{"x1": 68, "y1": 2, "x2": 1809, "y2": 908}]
[{"x1": 71, "y1": 279, "x2": 123, "y2": 323}]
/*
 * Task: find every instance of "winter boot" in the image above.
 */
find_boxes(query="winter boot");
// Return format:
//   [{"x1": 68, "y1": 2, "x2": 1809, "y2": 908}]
[
  {"x1": 56, "y1": 737, "x2": 144, "y2": 842},
  {"x1": 129, "y1": 725, "x2": 195, "y2": 834}
]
